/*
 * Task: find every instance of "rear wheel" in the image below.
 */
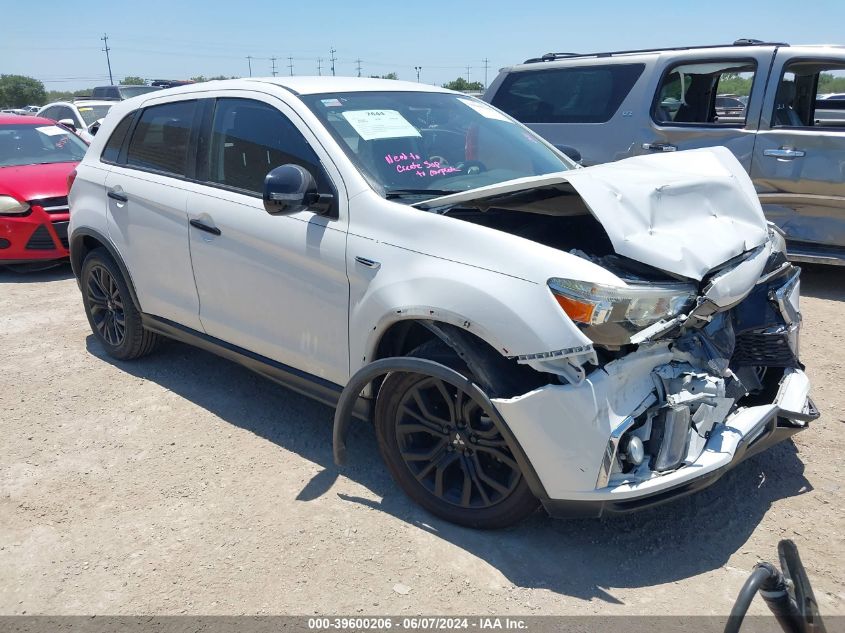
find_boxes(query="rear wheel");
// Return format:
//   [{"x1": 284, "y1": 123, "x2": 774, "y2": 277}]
[
  {"x1": 374, "y1": 340, "x2": 539, "y2": 528},
  {"x1": 81, "y1": 248, "x2": 160, "y2": 360}
]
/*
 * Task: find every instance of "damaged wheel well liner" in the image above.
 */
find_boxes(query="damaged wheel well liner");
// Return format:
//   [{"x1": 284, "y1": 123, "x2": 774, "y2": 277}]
[
  {"x1": 331, "y1": 355, "x2": 550, "y2": 501},
  {"x1": 373, "y1": 319, "x2": 549, "y2": 396}
]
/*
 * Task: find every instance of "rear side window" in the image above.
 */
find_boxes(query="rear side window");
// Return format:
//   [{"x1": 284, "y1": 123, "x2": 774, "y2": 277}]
[
  {"x1": 491, "y1": 63, "x2": 644, "y2": 123},
  {"x1": 101, "y1": 114, "x2": 135, "y2": 163},
  {"x1": 126, "y1": 100, "x2": 196, "y2": 176},
  {"x1": 204, "y1": 98, "x2": 326, "y2": 195},
  {"x1": 653, "y1": 60, "x2": 756, "y2": 126}
]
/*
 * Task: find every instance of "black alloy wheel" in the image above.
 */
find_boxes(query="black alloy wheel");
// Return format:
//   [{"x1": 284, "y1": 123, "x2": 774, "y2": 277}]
[
  {"x1": 374, "y1": 339, "x2": 539, "y2": 528},
  {"x1": 86, "y1": 263, "x2": 126, "y2": 346},
  {"x1": 80, "y1": 248, "x2": 160, "y2": 360},
  {"x1": 395, "y1": 375, "x2": 521, "y2": 509}
]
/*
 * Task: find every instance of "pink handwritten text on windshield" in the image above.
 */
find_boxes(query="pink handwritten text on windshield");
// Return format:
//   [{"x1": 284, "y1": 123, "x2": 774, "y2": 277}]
[{"x1": 384, "y1": 152, "x2": 462, "y2": 178}]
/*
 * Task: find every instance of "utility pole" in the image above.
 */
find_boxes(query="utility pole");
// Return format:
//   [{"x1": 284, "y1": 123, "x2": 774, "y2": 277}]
[
  {"x1": 101, "y1": 33, "x2": 114, "y2": 85},
  {"x1": 355, "y1": 58, "x2": 362, "y2": 77},
  {"x1": 317, "y1": 58, "x2": 322, "y2": 76},
  {"x1": 330, "y1": 47, "x2": 337, "y2": 76},
  {"x1": 246, "y1": 55, "x2": 253, "y2": 77},
  {"x1": 414, "y1": 66, "x2": 422, "y2": 82},
  {"x1": 288, "y1": 56, "x2": 294, "y2": 76},
  {"x1": 465, "y1": 65, "x2": 471, "y2": 83},
  {"x1": 270, "y1": 57, "x2": 277, "y2": 77},
  {"x1": 482, "y1": 58, "x2": 489, "y2": 89}
]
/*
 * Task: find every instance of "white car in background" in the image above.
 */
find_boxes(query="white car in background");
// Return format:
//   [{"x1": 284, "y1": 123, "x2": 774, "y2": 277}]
[
  {"x1": 37, "y1": 99, "x2": 114, "y2": 142},
  {"x1": 67, "y1": 78, "x2": 816, "y2": 528}
]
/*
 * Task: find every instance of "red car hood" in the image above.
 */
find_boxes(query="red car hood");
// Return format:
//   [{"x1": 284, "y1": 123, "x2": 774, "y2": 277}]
[{"x1": 0, "y1": 161, "x2": 77, "y2": 202}]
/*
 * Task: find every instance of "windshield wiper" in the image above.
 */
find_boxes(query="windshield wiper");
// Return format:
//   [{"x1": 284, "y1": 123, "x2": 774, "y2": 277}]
[{"x1": 385, "y1": 188, "x2": 458, "y2": 199}]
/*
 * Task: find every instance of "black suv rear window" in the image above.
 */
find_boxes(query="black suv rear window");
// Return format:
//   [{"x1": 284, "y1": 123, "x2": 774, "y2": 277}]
[{"x1": 491, "y1": 63, "x2": 644, "y2": 124}]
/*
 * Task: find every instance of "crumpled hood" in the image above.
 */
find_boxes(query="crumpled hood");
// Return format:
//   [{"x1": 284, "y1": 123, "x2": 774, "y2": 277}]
[{"x1": 416, "y1": 147, "x2": 769, "y2": 281}]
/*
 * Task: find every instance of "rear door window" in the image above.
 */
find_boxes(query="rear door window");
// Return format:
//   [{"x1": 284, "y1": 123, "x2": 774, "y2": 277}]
[
  {"x1": 653, "y1": 60, "x2": 756, "y2": 126},
  {"x1": 126, "y1": 100, "x2": 197, "y2": 176},
  {"x1": 490, "y1": 63, "x2": 644, "y2": 123}
]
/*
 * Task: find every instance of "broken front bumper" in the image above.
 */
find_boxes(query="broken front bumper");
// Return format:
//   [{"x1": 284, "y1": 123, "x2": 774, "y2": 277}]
[{"x1": 493, "y1": 366, "x2": 816, "y2": 518}]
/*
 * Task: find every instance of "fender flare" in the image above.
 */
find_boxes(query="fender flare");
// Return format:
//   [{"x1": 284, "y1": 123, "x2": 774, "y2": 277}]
[
  {"x1": 70, "y1": 227, "x2": 141, "y2": 311},
  {"x1": 332, "y1": 356, "x2": 549, "y2": 501}
]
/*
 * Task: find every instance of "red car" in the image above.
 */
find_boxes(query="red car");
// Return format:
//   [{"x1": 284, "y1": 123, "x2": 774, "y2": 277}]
[{"x1": 0, "y1": 115, "x2": 88, "y2": 270}]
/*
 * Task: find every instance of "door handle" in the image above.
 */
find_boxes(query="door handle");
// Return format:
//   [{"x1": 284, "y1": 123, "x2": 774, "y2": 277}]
[
  {"x1": 107, "y1": 190, "x2": 128, "y2": 202},
  {"x1": 763, "y1": 148, "x2": 805, "y2": 159},
  {"x1": 355, "y1": 256, "x2": 380, "y2": 270},
  {"x1": 642, "y1": 142, "x2": 677, "y2": 152},
  {"x1": 189, "y1": 218, "x2": 222, "y2": 236}
]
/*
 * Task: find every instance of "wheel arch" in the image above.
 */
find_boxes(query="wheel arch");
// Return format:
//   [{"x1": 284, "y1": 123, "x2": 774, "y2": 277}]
[
  {"x1": 331, "y1": 355, "x2": 550, "y2": 503},
  {"x1": 70, "y1": 227, "x2": 141, "y2": 310}
]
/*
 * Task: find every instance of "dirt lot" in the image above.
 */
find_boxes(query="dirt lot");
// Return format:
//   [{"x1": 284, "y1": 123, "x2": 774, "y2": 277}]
[{"x1": 0, "y1": 263, "x2": 842, "y2": 616}]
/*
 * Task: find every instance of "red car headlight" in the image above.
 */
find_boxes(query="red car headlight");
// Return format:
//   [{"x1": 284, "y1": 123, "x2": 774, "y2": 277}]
[{"x1": 0, "y1": 196, "x2": 30, "y2": 216}]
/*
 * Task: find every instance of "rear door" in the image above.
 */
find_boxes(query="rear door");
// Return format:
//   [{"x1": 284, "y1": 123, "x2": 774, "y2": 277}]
[
  {"x1": 635, "y1": 48, "x2": 775, "y2": 170},
  {"x1": 749, "y1": 49, "x2": 845, "y2": 259},
  {"x1": 104, "y1": 96, "x2": 204, "y2": 330}
]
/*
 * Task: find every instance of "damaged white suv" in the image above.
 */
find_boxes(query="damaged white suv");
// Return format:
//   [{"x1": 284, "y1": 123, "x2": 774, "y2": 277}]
[{"x1": 68, "y1": 78, "x2": 816, "y2": 528}]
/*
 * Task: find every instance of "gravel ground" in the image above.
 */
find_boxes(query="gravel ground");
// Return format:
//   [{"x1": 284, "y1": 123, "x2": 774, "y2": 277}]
[{"x1": 0, "y1": 263, "x2": 842, "y2": 616}]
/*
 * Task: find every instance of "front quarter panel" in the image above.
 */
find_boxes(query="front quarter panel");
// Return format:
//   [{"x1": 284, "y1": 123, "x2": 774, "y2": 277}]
[{"x1": 347, "y1": 195, "x2": 596, "y2": 373}]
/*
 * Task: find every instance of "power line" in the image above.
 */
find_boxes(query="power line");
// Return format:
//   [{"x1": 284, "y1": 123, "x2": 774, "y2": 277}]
[
  {"x1": 101, "y1": 33, "x2": 114, "y2": 85},
  {"x1": 329, "y1": 47, "x2": 337, "y2": 76}
]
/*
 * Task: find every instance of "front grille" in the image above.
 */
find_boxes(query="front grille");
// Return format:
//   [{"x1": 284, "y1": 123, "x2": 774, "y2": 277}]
[
  {"x1": 29, "y1": 196, "x2": 69, "y2": 215},
  {"x1": 25, "y1": 225, "x2": 56, "y2": 250},
  {"x1": 52, "y1": 221, "x2": 69, "y2": 248},
  {"x1": 733, "y1": 330, "x2": 797, "y2": 367}
]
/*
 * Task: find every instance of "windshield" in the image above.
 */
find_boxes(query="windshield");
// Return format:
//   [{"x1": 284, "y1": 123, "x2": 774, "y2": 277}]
[
  {"x1": 0, "y1": 124, "x2": 88, "y2": 167},
  {"x1": 118, "y1": 86, "x2": 161, "y2": 99},
  {"x1": 301, "y1": 91, "x2": 571, "y2": 199},
  {"x1": 76, "y1": 104, "x2": 112, "y2": 126}
]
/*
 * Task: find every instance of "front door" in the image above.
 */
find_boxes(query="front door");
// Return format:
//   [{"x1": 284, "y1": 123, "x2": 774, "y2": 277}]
[
  {"x1": 749, "y1": 51, "x2": 845, "y2": 258},
  {"x1": 185, "y1": 95, "x2": 350, "y2": 385}
]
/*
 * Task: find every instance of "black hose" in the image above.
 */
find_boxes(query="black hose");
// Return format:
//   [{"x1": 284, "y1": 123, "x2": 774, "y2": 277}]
[{"x1": 725, "y1": 562, "x2": 801, "y2": 633}]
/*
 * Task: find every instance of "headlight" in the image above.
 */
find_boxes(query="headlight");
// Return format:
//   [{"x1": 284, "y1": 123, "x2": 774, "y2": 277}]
[
  {"x1": 548, "y1": 277, "x2": 696, "y2": 345},
  {"x1": 0, "y1": 196, "x2": 30, "y2": 216}
]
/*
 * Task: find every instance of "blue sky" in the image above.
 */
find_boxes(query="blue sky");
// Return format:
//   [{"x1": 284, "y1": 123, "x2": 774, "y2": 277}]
[{"x1": 5, "y1": 0, "x2": 845, "y2": 91}]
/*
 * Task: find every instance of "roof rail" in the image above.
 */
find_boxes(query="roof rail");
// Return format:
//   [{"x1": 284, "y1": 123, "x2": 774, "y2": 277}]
[{"x1": 523, "y1": 39, "x2": 789, "y2": 64}]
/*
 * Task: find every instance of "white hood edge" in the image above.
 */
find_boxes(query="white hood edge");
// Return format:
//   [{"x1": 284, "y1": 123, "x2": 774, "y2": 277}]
[{"x1": 416, "y1": 147, "x2": 769, "y2": 281}]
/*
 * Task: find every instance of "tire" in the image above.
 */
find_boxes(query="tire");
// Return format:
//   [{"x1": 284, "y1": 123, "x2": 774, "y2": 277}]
[
  {"x1": 80, "y1": 248, "x2": 160, "y2": 360},
  {"x1": 374, "y1": 339, "x2": 539, "y2": 528}
]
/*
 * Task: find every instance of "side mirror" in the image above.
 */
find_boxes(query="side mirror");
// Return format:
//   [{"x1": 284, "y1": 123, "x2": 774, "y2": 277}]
[
  {"x1": 779, "y1": 539, "x2": 825, "y2": 630},
  {"x1": 263, "y1": 164, "x2": 334, "y2": 217},
  {"x1": 554, "y1": 144, "x2": 582, "y2": 164},
  {"x1": 57, "y1": 118, "x2": 77, "y2": 132}
]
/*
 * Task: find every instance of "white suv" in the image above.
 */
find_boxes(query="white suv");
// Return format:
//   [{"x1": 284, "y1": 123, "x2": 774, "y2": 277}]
[{"x1": 68, "y1": 77, "x2": 816, "y2": 528}]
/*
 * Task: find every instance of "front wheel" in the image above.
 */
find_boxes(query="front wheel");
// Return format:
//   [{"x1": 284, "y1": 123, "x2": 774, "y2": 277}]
[{"x1": 374, "y1": 340, "x2": 539, "y2": 528}]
